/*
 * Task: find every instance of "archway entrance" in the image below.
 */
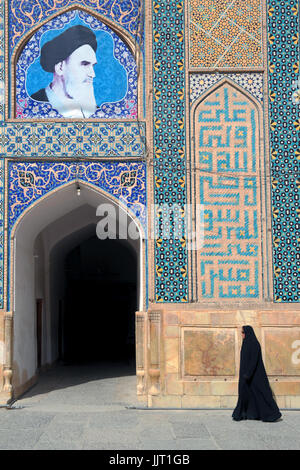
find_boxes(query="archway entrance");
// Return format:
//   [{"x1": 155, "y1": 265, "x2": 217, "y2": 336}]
[{"x1": 11, "y1": 183, "x2": 144, "y2": 399}]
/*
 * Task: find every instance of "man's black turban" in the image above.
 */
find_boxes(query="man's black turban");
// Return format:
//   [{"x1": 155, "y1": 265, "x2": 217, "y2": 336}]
[{"x1": 40, "y1": 25, "x2": 97, "y2": 73}]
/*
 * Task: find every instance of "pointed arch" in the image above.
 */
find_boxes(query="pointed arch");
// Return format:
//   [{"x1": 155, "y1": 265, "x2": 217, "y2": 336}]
[
  {"x1": 6, "y1": 180, "x2": 146, "y2": 396},
  {"x1": 190, "y1": 77, "x2": 272, "y2": 303},
  {"x1": 12, "y1": 3, "x2": 138, "y2": 63},
  {"x1": 10, "y1": 3, "x2": 143, "y2": 120},
  {"x1": 191, "y1": 77, "x2": 263, "y2": 119},
  {"x1": 9, "y1": 178, "x2": 146, "y2": 307},
  {"x1": 10, "y1": 179, "x2": 145, "y2": 240}
]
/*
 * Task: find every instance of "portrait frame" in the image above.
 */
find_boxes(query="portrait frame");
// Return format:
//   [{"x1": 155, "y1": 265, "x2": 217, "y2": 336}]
[{"x1": 6, "y1": 3, "x2": 144, "y2": 122}]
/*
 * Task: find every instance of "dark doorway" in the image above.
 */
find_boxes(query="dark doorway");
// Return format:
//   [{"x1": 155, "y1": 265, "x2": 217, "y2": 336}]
[{"x1": 60, "y1": 236, "x2": 137, "y2": 366}]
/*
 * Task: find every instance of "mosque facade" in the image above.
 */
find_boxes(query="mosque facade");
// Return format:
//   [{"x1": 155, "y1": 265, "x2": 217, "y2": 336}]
[{"x1": 0, "y1": 0, "x2": 299, "y2": 408}]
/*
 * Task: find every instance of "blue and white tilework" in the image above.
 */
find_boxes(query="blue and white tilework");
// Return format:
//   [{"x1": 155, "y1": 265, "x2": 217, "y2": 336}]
[
  {"x1": 190, "y1": 73, "x2": 264, "y2": 104},
  {"x1": 9, "y1": 0, "x2": 143, "y2": 55},
  {"x1": 0, "y1": 122, "x2": 146, "y2": 157},
  {"x1": 16, "y1": 10, "x2": 138, "y2": 120},
  {"x1": 152, "y1": 0, "x2": 188, "y2": 302},
  {"x1": 267, "y1": 0, "x2": 300, "y2": 302},
  {"x1": 8, "y1": 160, "x2": 147, "y2": 230},
  {"x1": 195, "y1": 83, "x2": 262, "y2": 300}
]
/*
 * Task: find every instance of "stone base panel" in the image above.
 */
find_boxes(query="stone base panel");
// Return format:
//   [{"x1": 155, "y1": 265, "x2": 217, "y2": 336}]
[
  {"x1": 136, "y1": 307, "x2": 300, "y2": 409},
  {"x1": 149, "y1": 394, "x2": 300, "y2": 410}
]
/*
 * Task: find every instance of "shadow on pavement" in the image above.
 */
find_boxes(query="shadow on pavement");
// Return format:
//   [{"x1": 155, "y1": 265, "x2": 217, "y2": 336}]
[{"x1": 15, "y1": 358, "x2": 137, "y2": 406}]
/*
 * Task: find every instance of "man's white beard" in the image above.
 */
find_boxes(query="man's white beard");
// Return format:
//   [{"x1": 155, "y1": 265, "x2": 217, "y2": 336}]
[{"x1": 64, "y1": 79, "x2": 97, "y2": 118}]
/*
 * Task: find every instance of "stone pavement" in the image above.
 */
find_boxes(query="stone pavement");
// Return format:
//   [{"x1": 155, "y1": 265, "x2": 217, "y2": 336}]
[{"x1": 0, "y1": 361, "x2": 300, "y2": 450}]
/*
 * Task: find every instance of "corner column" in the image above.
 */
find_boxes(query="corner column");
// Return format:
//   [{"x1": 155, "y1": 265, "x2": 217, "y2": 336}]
[
  {"x1": 3, "y1": 311, "x2": 13, "y2": 398},
  {"x1": 135, "y1": 311, "x2": 146, "y2": 395},
  {"x1": 148, "y1": 311, "x2": 161, "y2": 402}
]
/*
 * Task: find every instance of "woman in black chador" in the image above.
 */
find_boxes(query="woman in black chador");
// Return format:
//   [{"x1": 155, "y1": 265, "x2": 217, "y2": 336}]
[{"x1": 232, "y1": 325, "x2": 282, "y2": 422}]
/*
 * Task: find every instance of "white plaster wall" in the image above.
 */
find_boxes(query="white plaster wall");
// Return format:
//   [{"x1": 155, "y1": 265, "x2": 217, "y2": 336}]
[
  {"x1": 34, "y1": 233, "x2": 45, "y2": 299},
  {"x1": 14, "y1": 234, "x2": 37, "y2": 385}
]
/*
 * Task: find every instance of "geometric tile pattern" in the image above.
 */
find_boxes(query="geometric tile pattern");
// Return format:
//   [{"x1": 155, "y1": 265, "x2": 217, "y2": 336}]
[
  {"x1": 190, "y1": 73, "x2": 264, "y2": 104},
  {"x1": 0, "y1": 122, "x2": 146, "y2": 158},
  {"x1": 153, "y1": 0, "x2": 188, "y2": 302},
  {"x1": 8, "y1": 0, "x2": 143, "y2": 55},
  {"x1": 267, "y1": 0, "x2": 300, "y2": 302},
  {"x1": 195, "y1": 83, "x2": 261, "y2": 299},
  {"x1": 189, "y1": 0, "x2": 263, "y2": 68}
]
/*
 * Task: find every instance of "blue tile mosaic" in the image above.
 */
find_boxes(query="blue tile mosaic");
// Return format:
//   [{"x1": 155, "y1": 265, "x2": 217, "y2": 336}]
[
  {"x1": 6, "y1": 160, "x2": 146, "y2": 311},
  {"x1": 267, "y1": 0, "x2": 300, "y2": 302},
  {"x1": 153, "y1": 0, "x2": 188, "y2": 302},
  {"x1": 190, "y1": 73, "x2": 264, "y2": 104},
  {"x1": 9, "y1": 0, "x2": 143, "y2": 56},
  {"x1": 195, "y1": 83, "x2": 262, "y2": 300},
  {"x1": 8, "y1": 161, "x2": 147, "y2": 230},
  {"x1": 0, "y1": 122, "x2": 146, "y2": 157},
  {"x1": 16, "y1": 10, "x2": 138, "y2": 120}
]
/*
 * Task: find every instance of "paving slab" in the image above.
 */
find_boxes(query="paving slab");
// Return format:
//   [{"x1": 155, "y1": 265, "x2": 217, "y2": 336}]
[
  {"x1": 1, "y1": 361, "x2": 300, "y2": 450},
  {"x1": 0, "y1": 429, "x2": 44, "y2": 450},
  {"x1": 170, "y1": 422, "x2": 210, "y2": 439},
  {"x1": 171, "y1": 438, "x2": 220, "y2": 450}
]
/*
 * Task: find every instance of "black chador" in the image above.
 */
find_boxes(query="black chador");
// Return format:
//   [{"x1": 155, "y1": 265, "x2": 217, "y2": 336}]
[{"x1": 232, "y1": 325, "x2": 282, "y2": 422}]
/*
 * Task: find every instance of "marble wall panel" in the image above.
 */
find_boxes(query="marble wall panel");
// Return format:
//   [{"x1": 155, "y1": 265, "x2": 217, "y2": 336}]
[
  {"x1": 264, "y1": 328, "x2": 300, "y2": 376},
  {"x1": 182, "y1": 327, "x2": 236, "y2": 376}
]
